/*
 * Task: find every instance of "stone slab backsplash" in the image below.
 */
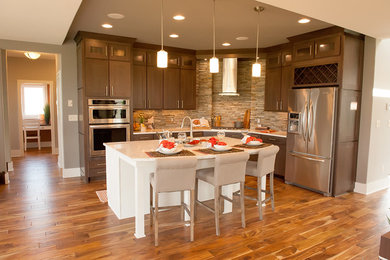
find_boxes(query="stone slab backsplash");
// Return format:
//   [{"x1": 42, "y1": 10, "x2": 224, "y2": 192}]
[{"x1": 134, "y1": 60, "x2": 287, "y2": 131}]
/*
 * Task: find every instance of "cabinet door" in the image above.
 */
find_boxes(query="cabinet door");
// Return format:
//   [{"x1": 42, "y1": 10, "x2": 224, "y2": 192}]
[
  {"x1": 275, "y1": 141, "x2": 286, "y2": 176},
  {"x1": 314, "y1": 35, "x2": 341, "y2": 59},
  {"x1": 163, "y1": 68, "x2": 181, "y2": 109},
  {"x1": 264, "y1": 68, "x2": 282, "y2": 111},
  {"x1": 147, "y1": 51, "x2": 157, "y2": 66},
  {"x1": 293, "y1": 41, "x2": 314, "y2": 62},
  {"x1": 133, "y1": 49, "x2": 147, "y2": 65},
  {"x1": 109, "y1": 61, "x2": 131, "y2": 98},
  {"x1": 266, "y1": 52, "x2": 281, "y2": 69},
  {"x1": 147, "y1": 66, "x2": 163, "y2": 109},
  {"x1": 85, "y1": 58, "x2": 109, "y2": 97},
  {"x1": 133, "y1": 65, "x2": 147, "y2": 109},
  {"x1": 181, "y1": 55, "x2": 196, "y2": 69},
  {"x1": 280, "y1": 66, "x2": 292, "y2": 112},
  {"x1": 168, "y1": 54, "x2": 181, "y2": 68},
  {"x1": 85, "y1": 39, "x2": 108, "y2": 59},
  {"x1": 180, "y1": 69, "x2": 196, "y2": 110},
  {"x1": 109, "y1": 43, "x2": 131, "y2": 61},
  {"x1": 281, "y1": 50, "x2": 292, "y2": 66}
]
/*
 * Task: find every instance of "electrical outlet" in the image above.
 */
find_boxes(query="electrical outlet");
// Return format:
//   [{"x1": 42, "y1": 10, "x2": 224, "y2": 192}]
[
  {"x1": 68, "y1": 100, "x2": 73, "y2": 107},
  {"x1": 376, "y1": 120, "x2": 381, "y2": 128},
  {"x1": 68, "y1": 115, "x2": 78, "y2": 121}
]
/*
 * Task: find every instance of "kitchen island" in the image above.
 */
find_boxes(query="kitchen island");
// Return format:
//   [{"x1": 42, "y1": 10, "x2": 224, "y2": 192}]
[{"x1": 104, "y1": 137, "x2": 272, "y2": 238}]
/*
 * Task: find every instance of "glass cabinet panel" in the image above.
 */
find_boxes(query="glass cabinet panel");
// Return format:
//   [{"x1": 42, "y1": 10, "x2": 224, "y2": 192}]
[
  {"x1": 315, "y1": 36, "x2": 341, "y2": 58},
  {"x1": 293, "y1": 41, "x2": 314, "y2": 62},
  {"x1": 85, "y1": 39, "x2": 108, "y2": 59}
]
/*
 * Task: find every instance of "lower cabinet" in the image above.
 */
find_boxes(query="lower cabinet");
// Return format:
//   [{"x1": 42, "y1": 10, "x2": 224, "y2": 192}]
[{"x1": 132, "y1": 134, "x2": 155, "y2": 141}]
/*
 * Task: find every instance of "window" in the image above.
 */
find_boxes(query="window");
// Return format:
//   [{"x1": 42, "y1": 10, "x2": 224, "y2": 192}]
[{"x1": 21, "y1": 83, "x2": 47, "y2": 119}]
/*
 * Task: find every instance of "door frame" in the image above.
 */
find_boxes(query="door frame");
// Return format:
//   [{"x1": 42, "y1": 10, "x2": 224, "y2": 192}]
[{"x1": 16, "y1": 80, "x2": 57, "y2": 155}]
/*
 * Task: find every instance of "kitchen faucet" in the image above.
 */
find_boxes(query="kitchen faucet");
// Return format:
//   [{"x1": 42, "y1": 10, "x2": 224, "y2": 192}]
[{"x1": 181, "y1": 116, "x2": 193, "y2": 139}]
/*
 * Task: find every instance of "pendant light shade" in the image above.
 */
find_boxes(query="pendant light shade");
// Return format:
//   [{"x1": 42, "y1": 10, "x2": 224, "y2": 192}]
[
  {"x1": 252, "y1": 63, "x2": 261, "y2": 77},
  {"x1": 157, "y1": 0, "x2": 168, "y2": 68},
  {"x1": 210, "y1": 0, "x2": 219, "y2": 73},
  {"x1": 24, "y1": 52, "x2": 41, "y2": 60},
  {"x1": 157, "y1": 50, "x2": 168, "y2": 68},
  {"x1": 210, "y1": 57, "x2": 219, "y2": 73},
  {"x1": 252, "y1": 6, "x2": 264, "y2": 78}
]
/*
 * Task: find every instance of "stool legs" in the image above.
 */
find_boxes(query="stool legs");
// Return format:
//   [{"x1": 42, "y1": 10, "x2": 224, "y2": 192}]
[
  {"x1": 154, "y1": 191, "x2": 159, "y2": 246},
  {"x1": 190, "y1": 189, "x2": 195, "y2": 242},
  {"x1": 180, "y1": 190, "x2": 184, "y2": 221},
  {"x1": 257, "y1": 176, "x2": 263, "y2": 220},
  {"x1": 214, "y1": 186, "x2": 220, "y2": 236},
  {"x1": 150, "y1": 184, "x2": 153, "y2": 226},
  {"x1": 270, "y1": 172, "x2": 275, "y2": 211},
  {"x1": 240, "y1": 181, "x2": 246, "y2": 228}
]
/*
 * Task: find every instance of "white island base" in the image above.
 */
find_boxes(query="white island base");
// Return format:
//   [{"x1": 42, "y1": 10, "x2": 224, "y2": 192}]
[{"x1": 105, "y1": 139, "x2": 267, "y2": 239}]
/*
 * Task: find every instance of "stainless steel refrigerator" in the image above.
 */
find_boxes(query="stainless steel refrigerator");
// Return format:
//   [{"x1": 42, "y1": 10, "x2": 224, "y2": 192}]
[{"x1": 285, "y1": 87, "x2": 337, "y2": 196}]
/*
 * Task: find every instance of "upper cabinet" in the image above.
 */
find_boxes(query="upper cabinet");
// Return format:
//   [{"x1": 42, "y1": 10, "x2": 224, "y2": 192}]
[
  {"x1": 109, "y1": 43, "x2": 131, "y2": 61},
  {"x1": 132, "y1": 47, "x2": 197, "y2": 110},
  {"x1": 293, "y1": 35, "x2": 341, "y2": 62},
  {"x1": 266, "y1": 52, "x2": 281, "y2": 69},
  {"x1": 85, "y1": 39, "x2": 108, "y2": 59}
]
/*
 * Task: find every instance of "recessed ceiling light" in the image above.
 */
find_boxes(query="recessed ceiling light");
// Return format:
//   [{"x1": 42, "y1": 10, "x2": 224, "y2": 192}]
[
  {"x1": 173, "y1": 15, "x2": 185, "y2": 20},
  {"x1": 222, "y1": 42, "x2": 231, "y2": 46},
  {"x1": 101, "y1": 23, "x2": 113, "y2": 29},
  {"x1": 236, "y1": 36, "x2": 248, "y2": 41},
  {"x1": 107, "y1": 13, "x2": 125, "y2": 19},
  {"x1": 24, "y1": 52, "x2": 40, "y2": 60},
  {"x1": 298, "y1": 18, "x2": 311, "y2": 24},
  {"x1": 169, "y1": 34, "x2": 179, "y2": 38}
]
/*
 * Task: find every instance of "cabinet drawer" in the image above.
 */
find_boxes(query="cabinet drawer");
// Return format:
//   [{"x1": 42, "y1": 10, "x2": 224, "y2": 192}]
[
  {"x1": 89, "y1": 157, "x2": 106, "y2": 169},
  {"x1": 226, "y1": 132, "x2": 243, "y2": 139},
  {"x1": 89, "y1": 167, "x2": 106, "y2": 177},
  {"x1": 259, "y1": 135, "x2": 286, "y2": 145},
  {"x1": 132, "y1": 134, "x2": 155, "y2": 141},
  {"x1": 193, "y1": 131, "x2": 204, "y2": 137},
  {"x1": 203, "y1": 131, "x2": 215, "y2": 137}
]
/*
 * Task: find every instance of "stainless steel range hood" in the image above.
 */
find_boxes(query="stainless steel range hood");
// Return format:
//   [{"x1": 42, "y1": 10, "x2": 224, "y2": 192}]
[{"x1": 219, "y1": 58, "x2": 239, "y2": 96}]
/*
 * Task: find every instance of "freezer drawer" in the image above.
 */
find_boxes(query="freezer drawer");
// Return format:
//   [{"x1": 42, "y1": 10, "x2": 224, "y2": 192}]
[{"x1": 285, "y1": 151, "x2": 332, "y2": 195}]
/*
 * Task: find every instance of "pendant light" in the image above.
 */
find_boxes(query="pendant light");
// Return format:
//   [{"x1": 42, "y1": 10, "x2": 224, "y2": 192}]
[
  {"x1": 157, "y1": 0, "x2": 168, "y2": 68},
  {"x1": 252, "y1": 6, "x2": 264, "y2": 77},
  {"x1": 24, "y1": 52, "x2": 41, "y2": 60},
  {"x1": 209, "y1": 0, "x2": 219, "y2": 73}
]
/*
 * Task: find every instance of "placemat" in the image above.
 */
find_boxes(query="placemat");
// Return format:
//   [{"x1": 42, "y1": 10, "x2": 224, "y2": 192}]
[
  {"x1": 195, "y1": 148, "x2": 244, "y2": 155},
  {"x1": 145, "y1": 150, "x2": 196, "y2": 158},
  {"x1": 233, "y1": 143, "x2": 273, "y2": 149}
]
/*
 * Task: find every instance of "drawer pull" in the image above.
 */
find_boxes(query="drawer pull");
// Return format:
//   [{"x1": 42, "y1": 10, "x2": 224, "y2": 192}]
[{"x1": 96, "y1": 163, "x2": 106, "y2": 166}]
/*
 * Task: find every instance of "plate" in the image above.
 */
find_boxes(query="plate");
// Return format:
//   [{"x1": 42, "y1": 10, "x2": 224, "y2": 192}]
[
  {"x1": 158, "y1": 148, "x2": 183, "y2": 155},
  {"x1": 246, "y1": 141, "x2": 263, "y2": 146},
  {"x1": 211, "y1": 146, "x2": 232, "y2": 152}
]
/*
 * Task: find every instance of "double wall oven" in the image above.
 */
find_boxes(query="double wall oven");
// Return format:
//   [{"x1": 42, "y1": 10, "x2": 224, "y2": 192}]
[{"x1": 88, "y1": 99, "x2": 130, "y2": 156}]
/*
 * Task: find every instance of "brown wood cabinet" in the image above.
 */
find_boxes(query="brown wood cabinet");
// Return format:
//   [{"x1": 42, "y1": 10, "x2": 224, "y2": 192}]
[
  {"x1": 293, "y1": 41, "x2": 314, "y2": 62},
  {"x1": 266, "y1": 52, "x2": 281, "y2": 69},
  {"x1": 85, "y1": 58, "x2": 109, "y2": 97},
  {"x1": 133, "y1": 65, "x2": 147, "y2": 109},
  {"x1": 147, "y1": 66, "x2": 164, "y2": 109},
  {"x1": 180, "y1": 69, "x2": 196, "y2": 110},
  {"x1": 133, "y1": 49, "x2": 147, "y2": 65},
  {"x1": 264, "y1": 67, "x2": 282, "y2": 111},
  {"x1": 85, "y1": 39, "x2": 108, "y2": 59},
  {"x1": 181, "y1": 55, "x2": 196, "y2": 69},
  {"x1": 109, "y1": 43, "x2": 131, "y2": 61},
  {"x1": 163, "y1": 68, "x2": 181, "y2": 109},
  {"x1": 293, "y1": 35, "x2": 341, "y2": 62},
  {"x1": 109, "y1": 61, "x2": 131, "y2": 97}
]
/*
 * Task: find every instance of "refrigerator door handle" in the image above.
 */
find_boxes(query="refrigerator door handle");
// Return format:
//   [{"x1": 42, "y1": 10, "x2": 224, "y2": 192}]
[
  {"x1": 302, "y1": 102, "x2": 308, "y2": 141},
  {"x1": 308, "y1": 101, "x2": 314, "y2": 141},
  {"x1": 288, "y1": 151, "x2": 326, "y2": 163}
]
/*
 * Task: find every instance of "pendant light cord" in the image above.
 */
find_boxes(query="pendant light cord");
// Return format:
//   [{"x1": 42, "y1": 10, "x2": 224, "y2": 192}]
[
  {"x1": 213, "y1": 0, "x2": 216, "y2": 58},
  {"x1": 255, "y1": 10, "x2": 260, "y2": 63},
  {"x1": 161, "y1": 0, "x2": 164, "y2": 50}
]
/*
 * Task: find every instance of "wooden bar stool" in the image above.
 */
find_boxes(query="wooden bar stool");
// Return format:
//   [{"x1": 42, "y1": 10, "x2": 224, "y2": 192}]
[
  {"x1": 195, "y1": 152, "x2": 249, "y2": 236},
  {"x1": 245, "y1": 145, "x2": 279, "y2": 220},
  {"x1": 149, "y1": 156, "x2": 197, "y2": 246}
]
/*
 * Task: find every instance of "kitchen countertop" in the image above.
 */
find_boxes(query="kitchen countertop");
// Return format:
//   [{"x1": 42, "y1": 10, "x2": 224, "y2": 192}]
[{"x1": 133, "y1": 127, "x2": 287, "y2": 138}]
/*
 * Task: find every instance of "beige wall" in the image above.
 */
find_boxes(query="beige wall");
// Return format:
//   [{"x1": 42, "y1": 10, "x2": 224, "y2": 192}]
[
  {"x1": 356, "y1": 37, "x2": 390, "y2": 192},
  {"x1": 6, "y1": 56, "x2": 57, "y2": 151}
]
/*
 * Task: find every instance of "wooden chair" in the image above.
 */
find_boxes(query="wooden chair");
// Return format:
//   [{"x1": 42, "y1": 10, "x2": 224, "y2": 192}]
[
  {"x1": 150, "y1": 156, "x2": 197, "y2": 246},
  {"x1": 195, "y1": 152, "x2": 249, "y2": 236},
  {"x1": 245, "y1": 145, "x2": 279, "y2": 220},
  {"x1": 23, "y1": 119, "x2": 41, "y2": 151}
]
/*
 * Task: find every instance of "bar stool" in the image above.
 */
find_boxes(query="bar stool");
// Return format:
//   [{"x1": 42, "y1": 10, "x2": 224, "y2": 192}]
[
  {"x1": 245, "y1": 145, "x2": 279, "y2": 220},
  {"x1": 195, "y1": 152, "x2": 249, "y2": 236},
  {"x1": 149, "y1": 156, "x2": 197, "y2": 246},
  {"x1": 23, "y1": 119, "x2": 41, "y2": 151}
]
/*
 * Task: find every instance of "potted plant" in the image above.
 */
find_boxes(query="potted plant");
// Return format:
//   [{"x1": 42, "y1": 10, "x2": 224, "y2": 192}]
[{"x1": 43, "y1": 104, "x2": 50, "y2": 125}]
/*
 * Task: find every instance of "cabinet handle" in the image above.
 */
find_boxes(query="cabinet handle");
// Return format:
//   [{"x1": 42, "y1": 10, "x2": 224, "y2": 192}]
[
  {"x1": 111, "y1": 46, "x2": 114, "y2": 57},
  {"x1": 111, "y1": 85, "x2": 114, "y2": 96},
  {"x1": 276, "y1": 101, "x2": 279, "y2": 110},
  {"x1": 177, "y1": 100, "x2": 180, "y2": 108},
  {"x1": 97, "y1": 163, "x2": 106, "y2": 166},
  {"x1": 315, "y1": 44, "x2": 318, "y2": 55},
  {"x1": 144, "y1": 100, "x2": 147, "y2": 108},
  {"x1": 309, "y1": 45, "x2": 312, "y2": 56},
  {"x1": 105, "y1": 46, "x2": 108, "y2": 57},
  {"x1": 97, "y1": 170, "x2": 106, "y2": 174},
  {"x1": 280, "y1": 100, "x2": 283, "y2": 110},
  {"x1": 105, "y1": 86, "x2": 109, "y2": 96},
  {"x1": 181, "y1": 100, "x2": 184, "y2": 109}
]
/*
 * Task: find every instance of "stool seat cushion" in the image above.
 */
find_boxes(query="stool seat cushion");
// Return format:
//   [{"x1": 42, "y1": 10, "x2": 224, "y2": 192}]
[
  {"x1": 196, "y1": 168, "x2": 214, "y2": 184},
  {"x1": 246, "y1": 161, "x2": 258, "y2": 177}
]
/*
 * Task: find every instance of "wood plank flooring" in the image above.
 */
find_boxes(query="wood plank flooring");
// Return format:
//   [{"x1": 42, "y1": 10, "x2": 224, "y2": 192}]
[{"x1": 0, "y1": 148, "x2": 389, "y2": 259}]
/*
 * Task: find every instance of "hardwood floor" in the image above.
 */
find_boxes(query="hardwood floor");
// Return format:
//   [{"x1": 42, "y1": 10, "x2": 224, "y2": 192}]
[{"x1": 0, "y1": 148, "x2": 389, "y2": 259}]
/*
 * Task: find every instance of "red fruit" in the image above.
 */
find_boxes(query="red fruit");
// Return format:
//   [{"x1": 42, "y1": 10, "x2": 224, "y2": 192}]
[{"x1": 217, "y1": 141, "x2": 227, "y2": 146}]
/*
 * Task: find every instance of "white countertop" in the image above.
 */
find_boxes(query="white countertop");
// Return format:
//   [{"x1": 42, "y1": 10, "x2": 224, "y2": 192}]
[
  {"x1": 133, "y1": 128, "x2": 287, "y2": 138},
  {"x1": 104, "y1": 137, "x2": 269, "y2": 162}
]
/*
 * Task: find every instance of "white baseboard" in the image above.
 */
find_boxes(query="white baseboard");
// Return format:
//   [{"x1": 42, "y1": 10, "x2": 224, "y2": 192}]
[
  {"x1": 6, "y1": 161, "x2": 14, "y2": 172},
  {"x1": 11, "y1": 149, "x2": 23, "y2": 157},
  {"x1": 354, "y1": 176, "x2": 390, "y2": 195},
  {"x1": 62, "y1": 168, "x2": 81, "y2": 178}
]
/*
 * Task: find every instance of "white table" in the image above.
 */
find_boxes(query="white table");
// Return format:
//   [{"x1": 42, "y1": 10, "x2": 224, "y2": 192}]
[{"x1": 104, "y1": 137, "x2": 270, "y2": 238}]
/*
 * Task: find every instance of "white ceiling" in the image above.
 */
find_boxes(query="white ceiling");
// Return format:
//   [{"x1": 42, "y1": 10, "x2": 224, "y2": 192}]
[
  {"x1": 0, "y1": 0, "x2": 82, "y2": 45},
  {"x1": 67, "y1": 0, "x2": 332, "y2": 50},
  {"x1": 259, "y1": 0, "x2": 390, "y2": 39},
  {"x1": 7, "y1": 50, "x2": 56, "y2": 60}
]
